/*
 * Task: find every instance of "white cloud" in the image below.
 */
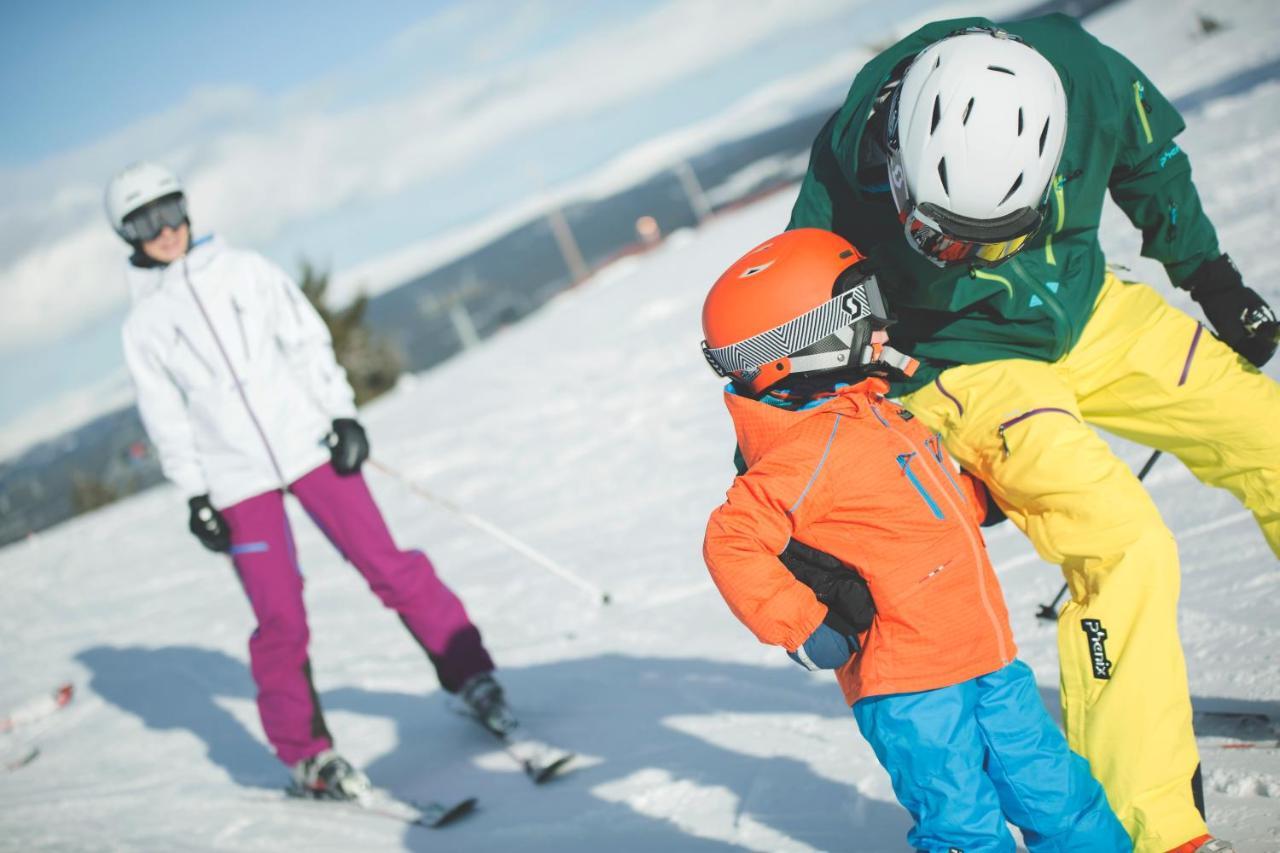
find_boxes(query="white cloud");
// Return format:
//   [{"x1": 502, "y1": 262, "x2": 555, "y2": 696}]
[
  {"x1": 0, "y1": 0, "x2": 871, "y2": 352},
  {"x1": 327, "y1": 42, "x2": 876, "y2": 306}
]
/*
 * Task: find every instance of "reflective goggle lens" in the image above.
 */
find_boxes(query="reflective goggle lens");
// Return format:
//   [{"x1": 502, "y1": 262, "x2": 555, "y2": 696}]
[
  {"x1": 902, "y1": 210, "x2": 1033, "y2": 267},
  {"x1": 834, "y1": 266, "x2": 891, "y2": 325},
  {"x1": 885, "y1": 95, "x2": 1042, "y2": 268},
  {"x1": 124, "y1": 194, "x2": 187, "y2": 242}
]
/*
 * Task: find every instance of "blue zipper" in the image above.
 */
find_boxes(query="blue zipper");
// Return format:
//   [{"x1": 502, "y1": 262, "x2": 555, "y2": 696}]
[{"x1": 897, "y1": 452, "x2": 944, "y2": 520}]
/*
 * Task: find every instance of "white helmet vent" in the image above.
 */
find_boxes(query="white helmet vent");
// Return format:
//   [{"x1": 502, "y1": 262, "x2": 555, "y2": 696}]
[
  {"x1": 1000, "y1": 174, "x2": 1023, "y2": 205},
  {"x1": 892, "y1": 29, "x2": 1068, "y2": 222}
]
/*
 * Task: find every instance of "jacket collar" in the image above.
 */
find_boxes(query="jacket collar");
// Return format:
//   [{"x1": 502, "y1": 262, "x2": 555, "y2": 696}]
[
  {"x1": 724, "y1": 378, "x2": 889, "y2": 468},
  {"x1": 125, "y1": 234, "x2": 222, "y2": 304}
]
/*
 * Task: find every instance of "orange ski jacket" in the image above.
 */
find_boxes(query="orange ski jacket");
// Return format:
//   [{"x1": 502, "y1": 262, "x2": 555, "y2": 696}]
[{"x1": 703, "y1": 378, "x2": 1016, "y2": 706}]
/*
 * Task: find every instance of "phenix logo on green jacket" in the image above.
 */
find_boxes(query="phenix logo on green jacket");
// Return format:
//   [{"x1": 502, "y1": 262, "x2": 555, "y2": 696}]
[{"x1": 788, "y1": 14, "x2": 1221, "y2": 395}]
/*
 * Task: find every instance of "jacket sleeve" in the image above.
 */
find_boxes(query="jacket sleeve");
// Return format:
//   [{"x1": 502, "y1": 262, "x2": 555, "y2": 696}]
[
  {"x1": 703, "y1": 450, "x2": 831, "y2": 652},
  {"x1": 1101, "y1": 43, "x2": 1221, "y2": 286},
  {"x1": 261, "y1": 259, "x2": 358, "y2": 420},
  {"x1": 122, "y1": 323, "x2": 208, "y2": 501}
]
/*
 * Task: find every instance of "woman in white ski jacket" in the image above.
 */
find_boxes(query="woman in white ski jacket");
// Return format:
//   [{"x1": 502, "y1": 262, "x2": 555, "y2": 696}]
[
  {"x1": 109, "y1": 162, "x2": 514, "y2": 800},
  {"x1": 122, "y1": 228, "x2": 354, "y2": 508}
]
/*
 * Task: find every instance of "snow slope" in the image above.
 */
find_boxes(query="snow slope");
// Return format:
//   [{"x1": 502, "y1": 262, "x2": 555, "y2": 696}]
[{"x1": 2, "y1": 0, "x2": 1278, "y2": 849}]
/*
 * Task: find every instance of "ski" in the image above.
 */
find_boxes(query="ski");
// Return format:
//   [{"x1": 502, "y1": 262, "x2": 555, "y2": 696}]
[
  {"x1": 282, "y1": 784, "x2": 477, "y2": 829},
  {"x1": 462, "y1": 711, "x2": 575, "y2": 784},
  {"x1": 451, "y1": 680, "x2": 576, "y2": 784},
  {"x1": 0, "y1": 683, "x2": 74, "y2": 733},
  {"x1": 498, "y1": 732, "x2": 576, "y2": 784}
]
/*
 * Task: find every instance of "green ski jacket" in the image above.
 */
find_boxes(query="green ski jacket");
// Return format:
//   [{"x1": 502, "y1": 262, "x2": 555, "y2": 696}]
[{"x1": 789, "y1": 14, "x2": 1221, "y2": 394}]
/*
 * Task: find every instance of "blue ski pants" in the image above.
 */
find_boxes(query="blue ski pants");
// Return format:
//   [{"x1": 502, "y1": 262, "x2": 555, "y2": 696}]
[{"x1": 853, "y1": 660, "x2": 1130, "y2": 852}]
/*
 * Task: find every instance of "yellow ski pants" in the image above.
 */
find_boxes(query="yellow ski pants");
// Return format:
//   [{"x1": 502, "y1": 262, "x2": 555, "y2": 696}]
[{"x1": 900, "y1": 273, "x2": 1280, "y2": 852}]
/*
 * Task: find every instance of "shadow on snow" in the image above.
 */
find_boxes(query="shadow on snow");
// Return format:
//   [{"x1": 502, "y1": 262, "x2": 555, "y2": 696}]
[{"x1": 77, "y1": 645, "x2": 907, "y2": 851}]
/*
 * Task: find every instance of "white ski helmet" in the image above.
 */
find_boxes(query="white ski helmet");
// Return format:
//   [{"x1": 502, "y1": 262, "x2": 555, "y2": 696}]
[
  {"x1": 104, "y1": 162, "x2": 185, "y2": 242},
  {"x1": 886, "y1": 28, "x2": 1067, "y2": 266}
]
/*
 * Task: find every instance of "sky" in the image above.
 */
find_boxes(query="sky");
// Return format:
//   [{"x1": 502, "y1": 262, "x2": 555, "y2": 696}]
[{"x1": 0, "y1": 0, "x2": 1012, "y2": 455}]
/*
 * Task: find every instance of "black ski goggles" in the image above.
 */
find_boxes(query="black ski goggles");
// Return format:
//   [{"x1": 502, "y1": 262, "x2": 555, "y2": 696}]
[
  {"x1": 885, "y1": 88, "x2": 1046, "y2": 268},
  {"x1": 122, "y1": 193, "x2": 188, "y2": 243}
]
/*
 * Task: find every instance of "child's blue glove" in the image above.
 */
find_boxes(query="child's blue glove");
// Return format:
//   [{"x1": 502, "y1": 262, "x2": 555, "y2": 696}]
[{"x1": 788, "y1": 622, "x2": 861, "y2": 671}]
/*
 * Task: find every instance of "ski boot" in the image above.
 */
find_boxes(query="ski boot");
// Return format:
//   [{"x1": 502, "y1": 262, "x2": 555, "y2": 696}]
[
  {"x1": 290, "y1": 749, "x2": 372, "y2": 801},
  {"x1": 459, "y1": 672, "x2": 518, "y2": 738}
]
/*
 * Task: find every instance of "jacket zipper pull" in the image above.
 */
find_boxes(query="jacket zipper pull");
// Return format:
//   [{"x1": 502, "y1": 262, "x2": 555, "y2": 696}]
[{"x1": 998, "y1": 424, "x2": 1011, "y2": 457}]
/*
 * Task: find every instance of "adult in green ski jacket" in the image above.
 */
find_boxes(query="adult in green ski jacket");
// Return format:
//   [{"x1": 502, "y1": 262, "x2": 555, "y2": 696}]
[{"x1": 786, "y1": 15, "x2": 1279, "y2": 853}]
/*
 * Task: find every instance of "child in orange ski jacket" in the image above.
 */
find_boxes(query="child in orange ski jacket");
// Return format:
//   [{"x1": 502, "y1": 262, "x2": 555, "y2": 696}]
[{"x1": 700, "y1": 229, "x2": 1129, "y2": 852}]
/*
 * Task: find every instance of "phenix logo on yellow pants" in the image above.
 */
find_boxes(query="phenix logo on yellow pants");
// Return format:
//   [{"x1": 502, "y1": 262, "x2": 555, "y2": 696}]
[{"x1": 901, "y1": 273, "x2": 1280, "y2": 852}]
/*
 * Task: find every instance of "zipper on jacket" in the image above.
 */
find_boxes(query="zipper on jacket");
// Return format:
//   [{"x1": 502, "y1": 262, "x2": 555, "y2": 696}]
[
  {"x1": 231, "y1": 297, "x2": 251, "y2": 361},
  {"x1": 970, "y1": 267, "x2": 1013, "y2": 299},
  {"x1": 1007, "y1": 257, "x2": 1073, "y2": 359},
  {"x1": 1044, "y1": 173, "x2": 1067, "y2": 266},
  {"x1": 924, "y1": 434, "x2": 966, "y2": 502},
  {"x1": 173, "y1": 326, "x2": 216, "y2": 379},
  {"x1": 896, "y1": 452, "x2": 944, "y2": 520},
  {"x1": 880, "y1": 409, "x2": 1011, "y2": 664},
  {"x1": 1132, "y1": 80, "x2": 1154, "y2": 144},
  {"x1": 969, "y1": 262, "x2": 1072, "y2": 359},
  {"x1": 182, "y1": 259, "x2": 289, "y2": 487}
]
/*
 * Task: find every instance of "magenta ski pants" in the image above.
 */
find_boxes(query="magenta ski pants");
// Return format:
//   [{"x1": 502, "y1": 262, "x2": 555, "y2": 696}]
[{"x1": 221, "y1": 462, "x2": 494, "y2": 765}]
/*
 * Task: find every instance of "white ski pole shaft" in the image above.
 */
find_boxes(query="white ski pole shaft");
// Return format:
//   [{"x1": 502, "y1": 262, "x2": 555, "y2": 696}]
[{"x1": 367, "y1": 459, "x2": 611, "y2": 605}]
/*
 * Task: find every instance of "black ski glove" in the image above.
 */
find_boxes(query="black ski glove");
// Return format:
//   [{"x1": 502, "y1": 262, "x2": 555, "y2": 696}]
[
  {"x1": 1186, "y1": 254, "x2": 1278, "y2": 367},
  {"x1": 778, "y1": 539, "x2": 876, "y2": 635},
  {"x1": 327, "y1": 418, "x2": 369, "y2": 475},
  {"x1": 188, "y1": 495, "x2": 231, "y2": 553}
]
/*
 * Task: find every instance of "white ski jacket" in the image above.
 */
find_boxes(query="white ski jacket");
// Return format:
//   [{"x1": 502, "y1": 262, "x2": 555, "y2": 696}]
[{"x1": 122, "y1": 235, "x2": 356, "y2": 509}]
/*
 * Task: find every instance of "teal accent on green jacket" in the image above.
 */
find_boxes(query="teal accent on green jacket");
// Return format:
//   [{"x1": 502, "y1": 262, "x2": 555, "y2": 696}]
[{"x1": 788, "y1": 14, "x2": 1221, "y2": 395}]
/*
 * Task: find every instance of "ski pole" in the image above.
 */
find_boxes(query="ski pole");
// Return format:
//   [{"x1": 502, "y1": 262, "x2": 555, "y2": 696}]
[
  {"x1": 1034, "y1": 449, "x2": 1163, "y2": 621},
  {"x1": 367, "y1": 458, "x2": 612, "y2": 606}
]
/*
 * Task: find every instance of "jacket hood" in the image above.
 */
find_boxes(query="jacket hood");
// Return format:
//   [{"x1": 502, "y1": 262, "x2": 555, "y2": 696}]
[
  {"x1": 125, "y1": 234, "x2": 223, "y2": 304},
  {"x1": 724, "y1": 377, "x2": 890, "y2": 468}
]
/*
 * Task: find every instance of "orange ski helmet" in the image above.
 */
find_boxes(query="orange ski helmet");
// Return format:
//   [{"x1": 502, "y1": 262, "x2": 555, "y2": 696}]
[{"x1": 702, "y1": 229, "x2": 913, "y2": 395}]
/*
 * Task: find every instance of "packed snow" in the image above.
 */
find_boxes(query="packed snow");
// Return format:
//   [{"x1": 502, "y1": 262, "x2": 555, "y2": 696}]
[{"x1": 2, "y1": 0, "x2": 1278, "y2": 849}]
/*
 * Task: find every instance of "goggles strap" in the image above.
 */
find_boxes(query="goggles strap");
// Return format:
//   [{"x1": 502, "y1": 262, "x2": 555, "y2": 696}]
[{"x1": 864, "y1": 343, "x2": 919, "y2": 377}]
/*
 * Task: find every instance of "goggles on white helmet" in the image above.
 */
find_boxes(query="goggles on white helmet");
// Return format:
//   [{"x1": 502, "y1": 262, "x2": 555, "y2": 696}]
[
  {"x1": 120, "y1": 193, "x2": 188, "y2": 243},
  {"x1": 886, "y1": 102, "x2": 1046, "y2": 267},
  {"x1": 884, "y1": 26, "x2": 1062, "y2": 268}
]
